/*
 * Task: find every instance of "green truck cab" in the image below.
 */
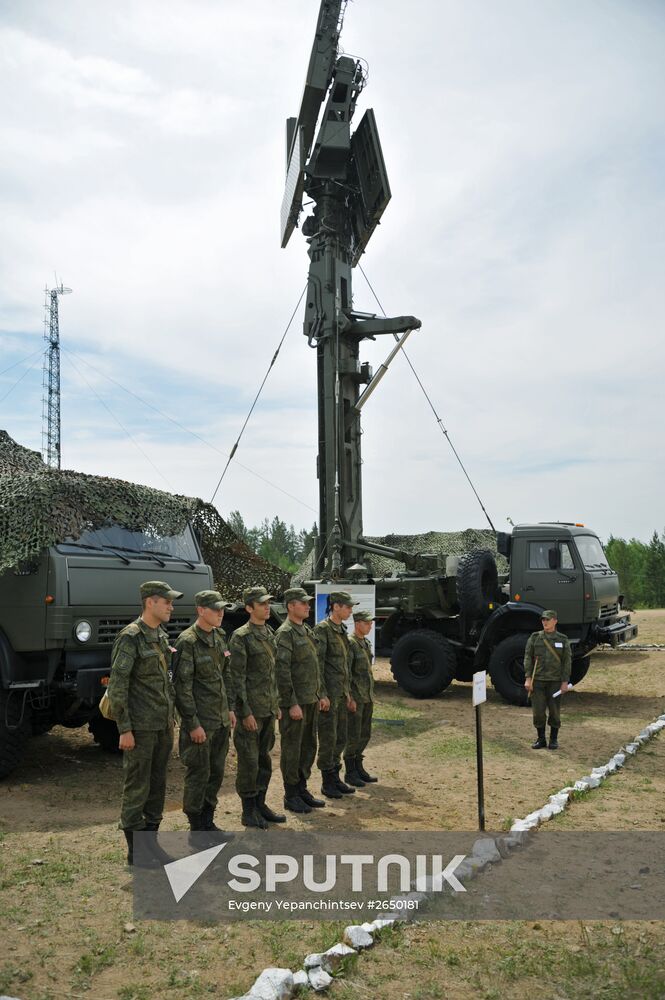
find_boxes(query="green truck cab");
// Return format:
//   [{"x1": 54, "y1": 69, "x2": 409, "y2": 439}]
[
  {"x1": 0, "y1": 522, "x2": 213, "y2": 777},
  {"x1": 383, "y1": 522, "x2": 637, "y2": 704}
]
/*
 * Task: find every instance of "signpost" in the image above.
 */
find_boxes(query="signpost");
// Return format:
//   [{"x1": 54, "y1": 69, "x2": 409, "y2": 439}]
[{"x1": 472, "y1": 670, "x2": 487, "y2": 831}]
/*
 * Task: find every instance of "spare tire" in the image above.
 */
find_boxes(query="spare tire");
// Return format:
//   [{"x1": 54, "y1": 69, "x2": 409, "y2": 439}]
[
  {"x1": 488, "y1": 634, "x2": 530, "y2": 706},
  {"x1": 390, "y1": 630, "x2": 457, "y2": 698},
  {"x1": 457, "y1": 549, "x2": 498, "y2": 619}
]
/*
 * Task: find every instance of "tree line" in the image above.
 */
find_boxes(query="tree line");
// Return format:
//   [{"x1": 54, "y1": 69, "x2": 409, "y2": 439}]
[
  {"x1": 228, "y1": 513, "x2": 665, "y2": 608},
  {"x1": 227, "y1": 511, "x2": 317, "y2": 574},
  {"x1": 605, "y1": 531, "x2": 665, "y2": 609}
]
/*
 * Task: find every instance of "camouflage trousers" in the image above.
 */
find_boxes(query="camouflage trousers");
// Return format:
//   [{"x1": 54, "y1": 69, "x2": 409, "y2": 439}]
[
  {"x1": 279, "y1": 702, "x2": 319, "y2": 786},
  {"x1": 120, "y1": 725, "x2": 174, "y2": 831},
  {"x1": 531, "y1": 681, "x2": 562, "y2": 729},
  {"x1": 233, "y1": 715, "x2": 275, "y2": 798},
  {"x1": 179, "y1": 723, "x2": 230, "y2": 815},
  {"x1": 345, "y1": 701, "x2": 373, "y2": 760},
  {"x1": 316, "y1": 695, "x2": 348, "y2": 772}
]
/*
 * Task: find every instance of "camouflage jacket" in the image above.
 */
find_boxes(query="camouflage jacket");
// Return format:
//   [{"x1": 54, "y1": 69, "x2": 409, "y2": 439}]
[
  {"x1": 314, "y1": 618, "x2": 350, "y2": 700},
  {"x1": 524, "y1": 630, "x2": 572, "y2": 683},
  {"x1": 174, "y1": 623, "x2": 232, "y2": 731},
  {"x1": 275, "y1": 619, "x2": 321, "y2": 707},
  {"x1": 348, "y1": 634, "x2": 374, "y2": 704},
  {"x1": 107, "y1": 618, "x2": 174, "y2": 734},
  {"x1": 229, "y1": 622, "x2": 279, "y2": 719}
]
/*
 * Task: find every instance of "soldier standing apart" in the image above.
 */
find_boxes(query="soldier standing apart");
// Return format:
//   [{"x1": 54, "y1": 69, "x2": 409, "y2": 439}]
[
  {"x1": 276, "y1": 587, "x2": 329, "y2": 814},
  {"x1": 315, "y1": 591, "x2": 358, "y2": 799},
  {"x1": 344, "y1": 610, "x2": 378, "y2": 787},
  {"x1": 107, "y1": 580, "x2": 181, "y2": 865},
  {"x1": 174, "y1": 590, "x2": 236, "y2": 834},
  {"x1": 229, "y1": 586, "x2": 285, "y2": 829},
  {"x1": 524, "y1": 610, "x2": 572, "y2": 750}
]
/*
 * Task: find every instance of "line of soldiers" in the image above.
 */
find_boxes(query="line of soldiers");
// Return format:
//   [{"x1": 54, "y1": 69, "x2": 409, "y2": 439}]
[{"x1": 106, "y1": 581, "x2": 377, "y2": 864}]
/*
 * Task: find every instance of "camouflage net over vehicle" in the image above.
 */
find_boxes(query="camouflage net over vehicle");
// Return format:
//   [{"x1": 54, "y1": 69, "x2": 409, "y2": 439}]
[
  {"x1": 294, "y1": 527, "x2": 507, "y2": 582},
  {"x1": 0, "y1": 431, "x2": 289, "y2": 597}
]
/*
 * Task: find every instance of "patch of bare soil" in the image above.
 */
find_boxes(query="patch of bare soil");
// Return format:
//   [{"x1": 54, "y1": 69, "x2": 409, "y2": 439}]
[{"x1": 1, "y1": 614, "x2": 663, "y2": 999}]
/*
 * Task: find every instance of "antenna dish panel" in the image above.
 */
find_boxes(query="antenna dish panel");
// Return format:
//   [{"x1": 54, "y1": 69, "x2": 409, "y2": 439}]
[
  {"x1": 349, "y1": 109, "x2": 391, "y2": 266},
  {"x1": 280, "y1": 126, "x2": 306, "y2": 248}
]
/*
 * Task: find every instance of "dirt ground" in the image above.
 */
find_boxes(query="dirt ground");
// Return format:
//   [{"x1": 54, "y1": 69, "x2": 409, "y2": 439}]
[{"x1": 1, "y1": 609, "x2": 664, "y2": 999}]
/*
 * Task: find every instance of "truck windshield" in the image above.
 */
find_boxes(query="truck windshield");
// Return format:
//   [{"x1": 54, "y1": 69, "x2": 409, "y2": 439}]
[
  {"x1": 574, "y1": 535, "x2": 610, "y2": 570},
  {"x1": 56, "y1": 524, "x2": 200, "y2": 562}
]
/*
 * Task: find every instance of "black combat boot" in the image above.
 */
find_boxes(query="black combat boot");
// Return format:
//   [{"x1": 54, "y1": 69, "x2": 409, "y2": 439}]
[
  {"x1": 143, "y1": 821, "x2": 160, "y2": 831},
  {"x1": 284, "y1": 783, "x2": 311, "y2": 814},
  {"x1": 185, "y1": 812, "x2": 205, "y2": 831},
  {"x1": 241, "y1": 795, "x2": 268, "y2": 830},
  {"x1": 299, "y1": 776, "x2": 325, "y2": 808},
  {"x1": 344, "y1": 757, "x2": 366, "y2": 788},
  {"x1": 256, "y1": 789, "x2": 286, "y2": 823},
  {"x1": 333, "y1": 764, "x2": 356, "y2": 794},
  {"x1": 531, "y1": 727, "x2": 547, "y2": 749},
  {"x1": 123, "y1": 829, "x2": 134, "y2": 866},
  {"x1": 200, "y1": 802, "x2": 223, "y2": 832},
  {"x1": 548, "y1": 727, "x2": 559, "y2": 750},
  {"x1": 357, "y1": 756, "x2": 378, "y2": 783},
  {"x1": 321, "y1": 769, "x2": 343, "y2": 799}
]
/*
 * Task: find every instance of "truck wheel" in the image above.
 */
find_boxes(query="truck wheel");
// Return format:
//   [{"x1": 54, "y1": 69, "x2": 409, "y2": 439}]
[
  {"x1": 457, "y1": 549, "x2": 498, "y2": 619},
  {"x1": 0, "y1": 689, "x2": 32, "y2": 779},
  {"x1": 391, "y1": 630, "x2": 457, "y2": 698},
  {"x1": 570, "y1": 656, "x2": 591, "y2": 685},
  {"x1": 488, "y1": 634, "x2": 530, "y2": 706},
  {"x1": 88, "y1": 712, "x2": 121, "y2": 754}
]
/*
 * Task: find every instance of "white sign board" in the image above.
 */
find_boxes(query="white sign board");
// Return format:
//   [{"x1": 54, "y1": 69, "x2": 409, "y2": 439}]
[
  {"x1": 314, "y1": 584, "x2": 377, "y2": 657},
  {"x1": 472, "y1": 670, "x2": 487, "y2": 707}
]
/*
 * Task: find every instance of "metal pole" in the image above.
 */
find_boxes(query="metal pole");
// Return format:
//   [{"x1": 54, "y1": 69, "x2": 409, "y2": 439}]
[{"x1": 475, "y1": 703, "x2": 485, "y2": 831}]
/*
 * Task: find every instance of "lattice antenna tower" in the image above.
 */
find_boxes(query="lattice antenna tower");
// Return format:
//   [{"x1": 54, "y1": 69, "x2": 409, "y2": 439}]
[{"x1": 41, "y1": 281, "x2": 72, "y2": 468}]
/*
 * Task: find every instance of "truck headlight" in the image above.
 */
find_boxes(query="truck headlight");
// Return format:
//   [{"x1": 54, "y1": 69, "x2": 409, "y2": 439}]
[{"x1": 75, "y1": 620, "x2": 92, "y2": 643}]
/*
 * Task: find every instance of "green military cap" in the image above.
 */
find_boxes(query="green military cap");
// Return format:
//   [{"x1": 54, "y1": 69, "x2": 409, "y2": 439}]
[
  {"x1": 329, "y1": 590, "x2": 359, "y2": 607},
  {"x1": 243, "y1": 585, "x2": 274, "y2": 605},
  {"x1": 353, "y1": 610, "x2": 375, "y2": 622},
  {"x1": 541, "y1": 609, "x2": 558, "y2": 620},
  {"x1": 283, "y1": 586, "x2": 314, "y2": 604},
  {"x1": 195, "y1": 589, "x2": 231, "y2": 610},
  {"x1": 140, "y1": 580, "x2": 183, "y2": 600}
]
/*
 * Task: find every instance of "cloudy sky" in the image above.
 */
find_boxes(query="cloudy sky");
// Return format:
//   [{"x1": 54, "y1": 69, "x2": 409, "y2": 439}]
[{"x1": 1, "y1": 0, "x2": 663, "y2": 544}]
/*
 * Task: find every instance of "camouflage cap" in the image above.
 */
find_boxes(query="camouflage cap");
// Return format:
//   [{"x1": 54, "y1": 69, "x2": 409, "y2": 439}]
[
  {"x1": 541, "y1": 609, "x2": 558, "y2": 620},
  {"x1": 243, "y1": 585, "x2": 274, "y2": 605},
  {"x1": 140, "y1": 580, "x2": 183, "y2": 600},
  {"x1": 353, "y1": 610, "x2": 375, "y2": 622},
  {"x1": 329, "y1": 590, "x2": 359, "y2": 607},
  {"x1": 195, "y1": 589, "x2": 231, "y2": 610},
  {"x1": 284, "y1": 587, "x2": 314, "y2": 604}
]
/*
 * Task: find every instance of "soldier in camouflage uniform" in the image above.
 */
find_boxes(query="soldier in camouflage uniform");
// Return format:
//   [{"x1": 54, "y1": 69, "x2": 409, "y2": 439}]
[
  {"x1": 344, "y1": 610, "x2": 378, "y2": 787},
  {"x1": 107, "y1": 580, "x2": 181, "y2": 865},
  {"x1": 524, "y1": 609, "x2": 572, "y2": 750},
  {"x1": 229, "y1": 586, "x2": 284, "y2": 829},
  {"x1": 174, "y1": 590, "x2": 236, "y2": 834},
  {"x1": 315, "y1": 590, "x2": 358, "y2": 799},
  {"x1": 276, "y1": 587, "x2": 328, "y2": 814}
]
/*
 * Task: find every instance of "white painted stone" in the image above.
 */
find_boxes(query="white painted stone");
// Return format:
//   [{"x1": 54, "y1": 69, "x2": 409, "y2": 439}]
[
  {"x1": 293, "y1": 970, "x2": 309, "y2": 988},
  {"x1": 524, "y1": 811, "x2": 542, "y2": 825},
  {"x1": 613, "y1": 753, "x2": 626, "y2": 767},
  {"x1": 455, "y1": 856, "x2": 486, "y2": 881},
  {"x1": 367, "y1": 918, "x2": 395, "y2": 932},
  {"x1": 504, "y1": 828, "x2": 530, "y2": 845},
  {"x1": 591, "y1": 766, "x2": 610, "y2": 777},
  {"x1": 586, "y1": 775, "x2": 601, "y2": 788},
  {"x1": 308, "y1": 968, "x2": 333, "y2": 992},
  {"x1": 511, "y1": 818, "x2": 537, "y2": 832},
  {"x1": 249, "y1": 968, "x2": 294, "y2": 1000},
  {"x1": 625, "y1": 743, "x2": 638, "y2": 754},
  {"x1": 495, "y1": 837, "x2": 513, "y2": 858},
  {"x1": 304, "y1": 954, "x2": 323, "y2": 969},
  {"x1": 549, "y1": 792, "x2": 571, "y2": 808},
  {"x1": 574, "y1": 779, "x2": 591, "y2": 792},
  {"x1": 320, "y1": 943, "x2": 356, "y2": 974},
  {"x1": 344, "y1": 925, "x2": 374, "y2": 950},
  {"x1": 472, "y1": 838, "x2": 502, "y2": 863}
]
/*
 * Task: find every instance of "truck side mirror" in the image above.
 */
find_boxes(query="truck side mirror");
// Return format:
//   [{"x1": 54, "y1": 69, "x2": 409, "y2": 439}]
[
  {"x1": 548, "y1": 547, "x2": 560, "y2": 570},
  {"x1": 496, "y1": 532, "x2": 511, "y2": 558}
]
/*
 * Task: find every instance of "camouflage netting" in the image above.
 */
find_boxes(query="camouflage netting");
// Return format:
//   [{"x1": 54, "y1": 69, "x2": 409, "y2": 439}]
[
  {"x1": 0, "y1": 431, "x2": 289, "y2": 597},
  {"x1": 294, "y1": 528, "x2": 508, "y2": 582}
]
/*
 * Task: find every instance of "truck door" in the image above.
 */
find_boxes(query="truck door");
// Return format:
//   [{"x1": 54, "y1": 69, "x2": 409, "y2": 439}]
[{"x1": 519, "y1": 539, "x2": 584, "y2": 625}]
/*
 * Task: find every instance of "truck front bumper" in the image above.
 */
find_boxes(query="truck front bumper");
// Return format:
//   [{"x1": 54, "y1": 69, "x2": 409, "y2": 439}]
[{"x1": 595, "y1": 616, "x2": 638, "y2": 646}]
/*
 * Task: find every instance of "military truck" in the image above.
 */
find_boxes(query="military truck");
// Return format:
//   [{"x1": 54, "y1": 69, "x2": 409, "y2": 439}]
[
  {"x1": 0, "y1": 522, "x2": 214, "y2": 776},
  {"x1": 368, "y1": 523, "x2": 637, "y2": 704},
  {"x1": 280, "y1": 1, "x2": 637, "y2": 702}
]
